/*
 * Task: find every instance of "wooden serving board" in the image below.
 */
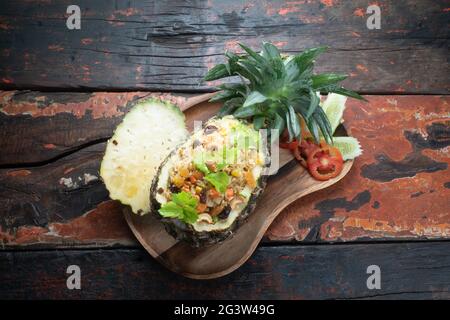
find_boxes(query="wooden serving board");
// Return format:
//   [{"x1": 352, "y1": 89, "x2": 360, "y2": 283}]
[{"x1": 124, "y1": 94, "x2": 353, "y2": 279}]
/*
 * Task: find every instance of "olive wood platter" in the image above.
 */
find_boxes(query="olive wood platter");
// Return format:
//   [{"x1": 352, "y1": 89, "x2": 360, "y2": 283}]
[{"x1": 124, "y1": 93, "x2": 353, "y2": 279}]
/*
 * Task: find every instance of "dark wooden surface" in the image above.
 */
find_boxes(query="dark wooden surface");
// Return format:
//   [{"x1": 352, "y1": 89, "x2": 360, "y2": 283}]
[
  {"x1": 1, "y1": 94, "x2": 448, "y2": 248},
  {"x1": 2, "y1": 242, "x2": 450, "y2": 299},
  {"x1": 0, "y1": 0, "x2": 449, "y2": 93},
  {"x1": 0, "y1": 0, "x2": 449, "y2": 299}
]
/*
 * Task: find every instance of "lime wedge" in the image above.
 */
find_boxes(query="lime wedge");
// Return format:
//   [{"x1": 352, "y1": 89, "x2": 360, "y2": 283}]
[
  {"x1": 332, "y1": 136, "x2": 362, "y2": 160},
  {"x1": 321, "y1": 93, "x2": 347, "y2": 134}
]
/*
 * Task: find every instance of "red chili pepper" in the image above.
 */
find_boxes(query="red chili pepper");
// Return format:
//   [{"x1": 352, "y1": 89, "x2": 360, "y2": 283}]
[{"x1": 307, "y1": 144, "x2": 343, "y2": 181}]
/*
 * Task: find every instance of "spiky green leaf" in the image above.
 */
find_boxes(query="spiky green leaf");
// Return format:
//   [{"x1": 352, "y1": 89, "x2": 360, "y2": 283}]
[
  {"x1": 239, "y1": 43, "x2": 267, "y2": 66},
  {"x1": 204, "y1": 64, "x2": 230, "y2": 81},
  {"x1": 312, "y1": 73, "x2": 347, "y2": 90},
  {"x1": 243, "y1": 91, "x2": 267, "y2": 108},
  {"x1": 326, "y1": 86, "x2": 367, "y2": 101},
  {"x1": 288, "y1": 105, "x2": 301, "y2": 139},
  {"x1": 203, "y1": 42, "x2": 364, "y2": 144},
  {"x1": 293, "y1": 47, "x2": 327, "y2": 72},
  {"x1": 209, "y1": 90, "x2": 239, "y2": 102},
  {"x1": 262, "y1": 42, "x2": 281, "y2": 60},
  {"x1": 218, "y1": 97, "x2": 243, "y2": 117},
  {"x1": 306, "y1": 90, "x2": 320, "y2": 119},
  {"x1": 253, "y1": 115, "x2": 266, "y2": 130},
  {"x1": 233, "y1": 105, "x2": 263, "y2": 118}
]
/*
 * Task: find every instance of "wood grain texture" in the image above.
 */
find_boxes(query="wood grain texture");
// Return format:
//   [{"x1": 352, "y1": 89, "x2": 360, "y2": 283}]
[
  {"x1": 1, "y1": 242, "x2": 450, "y2": 299},
  {"x1": 0, "y1": 91, "x2": 193, "y2": 165},
  {"x1": 0, "y1": 93, "x2": 449, "y2": 247},
  {"x1": 0, "y1": 0, "x2": 449, "y2": 93}
]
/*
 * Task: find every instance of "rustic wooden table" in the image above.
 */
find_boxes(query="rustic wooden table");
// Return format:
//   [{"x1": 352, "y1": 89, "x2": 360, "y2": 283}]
[{"x1": 0, "y1": 0, "x2": 449, "y2": 299}]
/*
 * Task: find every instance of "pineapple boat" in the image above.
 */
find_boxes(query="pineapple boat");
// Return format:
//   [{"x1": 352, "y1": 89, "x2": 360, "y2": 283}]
[
  {"x1": 151, "y1": 116, "x2": 270, "y2": 247},
  {"x1": 100, "y1": 99, "x2": 270, "y2": 247},
  {"x1": 100, "y1": 42, "x2": 364, "y2": 248}
]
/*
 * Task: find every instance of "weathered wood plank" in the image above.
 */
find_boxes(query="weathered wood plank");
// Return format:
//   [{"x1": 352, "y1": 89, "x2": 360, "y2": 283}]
[
  {"x1": 267, "y1": 95, "x2": 450, "y2": 242},
  {"x1": 0, "y1": 94, "x2": 448, "y2": 247},
  {"x1": 0, "y1": 91, "x2": 192, "y2": 165},
  {"x1": 0, "y1": 0, "x2": 449, "y2": 93},
  {"x1": 1, "y1": 242, "x2": 450, "y2": 299},
  {"x1": 0, "y1": 143, "x2": 136, "y2": 247}
]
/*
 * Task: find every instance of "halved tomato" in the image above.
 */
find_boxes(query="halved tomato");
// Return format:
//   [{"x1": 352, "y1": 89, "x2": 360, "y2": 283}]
[
  {"x1": 307, "y1": 144, "x2": 343, "y2": 181},
  {"x1": 280, "y1": 127, "x2": 344, "y2": 181}
]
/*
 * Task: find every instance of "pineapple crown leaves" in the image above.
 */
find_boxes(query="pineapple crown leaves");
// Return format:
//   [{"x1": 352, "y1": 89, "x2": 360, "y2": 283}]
[{"x1": 204, "y1": 42, "x2": 366, "y2": 143}]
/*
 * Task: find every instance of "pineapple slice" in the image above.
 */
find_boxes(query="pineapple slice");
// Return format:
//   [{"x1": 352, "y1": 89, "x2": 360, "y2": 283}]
[{"x1": 100, "y1": 98, "x2": 188, "y2": 215}]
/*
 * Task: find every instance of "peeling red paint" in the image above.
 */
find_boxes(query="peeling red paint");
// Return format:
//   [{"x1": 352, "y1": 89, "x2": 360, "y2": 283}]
[
  {"x1": 299, "y1": 14, "x2": 325, "y2": 24},
  {"x1": 14, "y1": 226, "x2": 49, "y2": 244},
  {"x1": 387, "y1": 29, "x2": 408, "y2": 34},
  {"x1": 320, "y1": 0, "x2": 336, "y2": 7},
  {"x1": 353, "y1": 8, "x2": 364, "y2": 17},
  {"x1": 0, "y1": 228, "x2": 14, "y2": 243},
  {"x1": 0, "y1": 22, "x2": 11, "y2": 30},
  {"x1": 43, "y1": 143, "x2": 56, "y2": 149},
  {"x1": 1, "y1": 92, "x2": 189, "y2": 119},
  {"x1": 6, "y1": 170, "x2": 31, "y2": 177},
  {"x1": 48, "y1": 45, "x2": 64, "y2": 52},
  {"x1": 278, "y1": 8, "x2": 290, "y2": 15},
  {"x1": 81, "y1": 38, "x2": 93, "y2": 45},
  {"x1": 268, "y1": 96, "x2": 450, "y2": 242},
  {"x1": 272, "y1": 41, "x2": 288, "y2": 48},
  {"x1": 241, "y1": 2, "x2": 255, "y2": 13},
  {"x1": 107, "y1": 16, "x2": 125, "y2": 26},
  {"x1": 113, "y1": 8, "x2": 140, "y2": 17},
  {"x1": 64, "y1": 167, "x2": 75, "y2": 175},
  {"x1": 265, "y1": 3, "x2": 276, "y2": 16},
  {"x1": 50, "y1": 201, "x2": 134, "y2": 242},
  {"x1": 278, "y1": 4, "x2": 303, "y2": 16},
  {"x1": 224, "y1": 40, "x2": 240, "y2": 52},
  {"x1": 356, "y1": 64, "x2": 368, "y2": 73},
  {"x1": 1, "y1": 201, "x2": 136, "y2": 246}
]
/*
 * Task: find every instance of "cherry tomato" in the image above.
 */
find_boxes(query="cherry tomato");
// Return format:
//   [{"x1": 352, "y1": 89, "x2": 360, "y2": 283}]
[
  {"x1": 307, "y1": 144, "x2": 343, "y2": 181},
  {"x1": 280, "y1": 127, "x2": 345, "y2": 180}
]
